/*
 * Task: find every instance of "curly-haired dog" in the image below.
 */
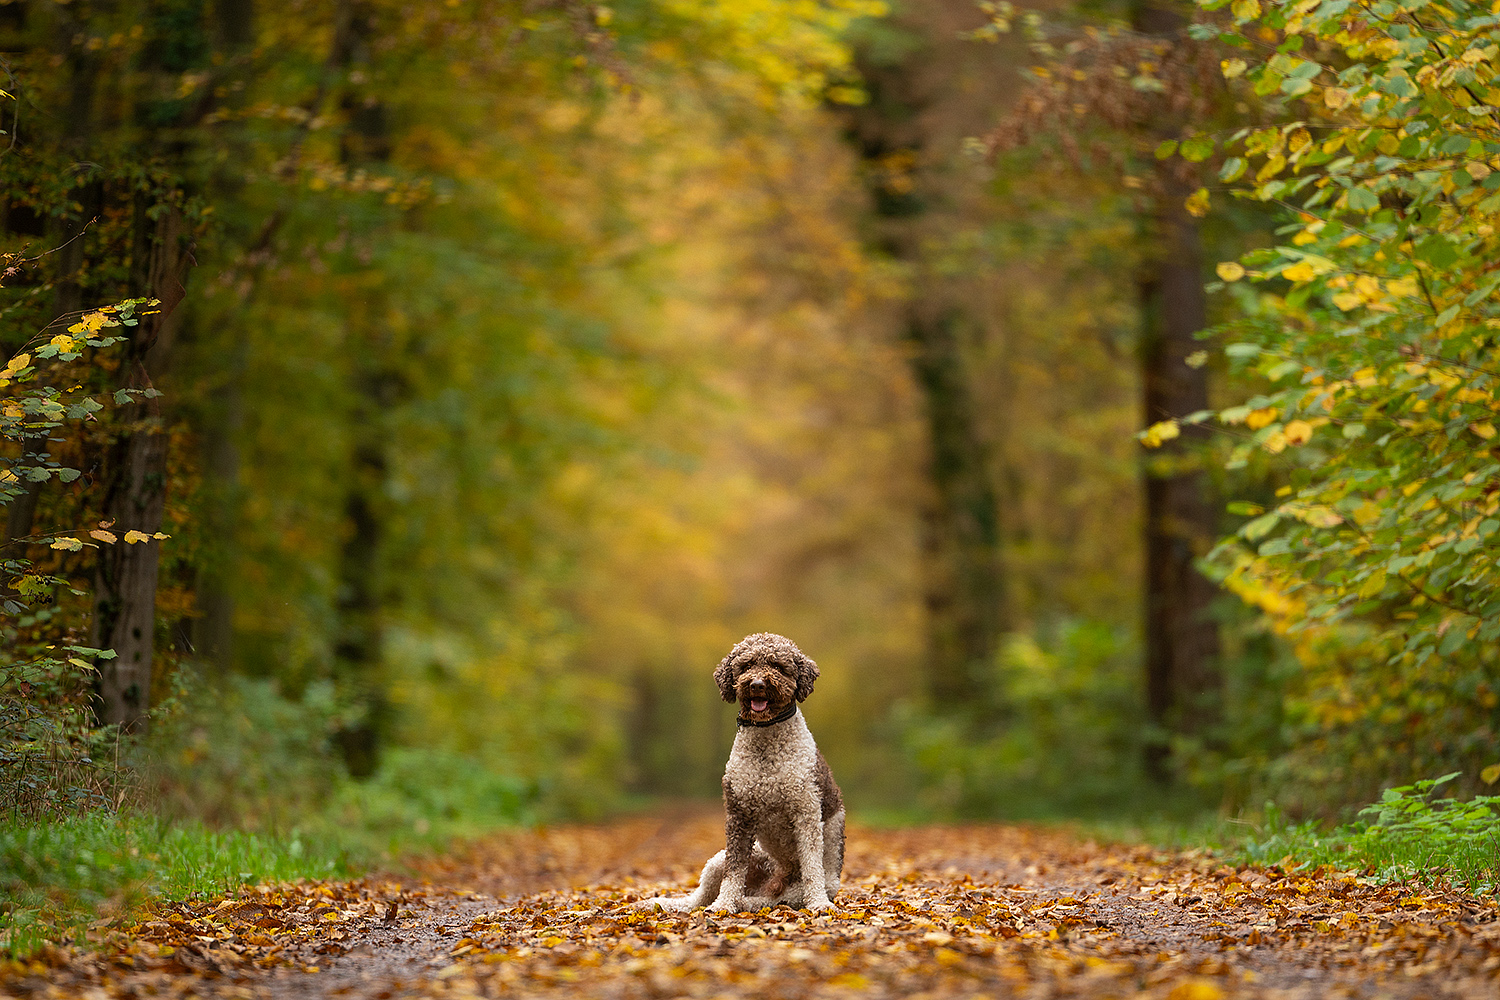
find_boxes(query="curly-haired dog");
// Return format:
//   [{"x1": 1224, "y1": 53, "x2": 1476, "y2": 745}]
[{"x1": 641, "y1": 633, "x2": 844, "y2": 913}]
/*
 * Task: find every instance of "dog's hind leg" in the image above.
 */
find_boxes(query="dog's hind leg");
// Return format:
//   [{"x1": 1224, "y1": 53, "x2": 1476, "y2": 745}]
[{"x1": 638, "y1": 850, "x2": 726, "y2": 913}]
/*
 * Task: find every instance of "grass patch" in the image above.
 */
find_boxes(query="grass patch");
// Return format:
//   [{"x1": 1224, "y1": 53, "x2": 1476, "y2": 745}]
[
  {"x1": 0, "y1": 811, "x2": 351, "y2": 957},
  {"x1": 1237, "y1": 773, "x2": 1500, "y2": 893}
]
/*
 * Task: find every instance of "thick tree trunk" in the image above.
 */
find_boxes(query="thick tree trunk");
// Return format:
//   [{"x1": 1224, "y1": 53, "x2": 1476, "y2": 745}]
[
  {"x1": 907, "y1": 308, "x2": 1004, "y2": 709},
  {"x1": 1139, "y1": 175, "x2": 1222, "y2": 780},
  {"x1": 92, "y1": 206, "x2": 193, "y2": 731},
  {"x1": 329, "y1": 0, "x2": 395, "y2": 777},
  {"x1": 1127, "y1": 0, "x2": 1224, "y2": 780},
  {"x1": 845, "y1": 1, "x2": 1011, "y2": 719}
]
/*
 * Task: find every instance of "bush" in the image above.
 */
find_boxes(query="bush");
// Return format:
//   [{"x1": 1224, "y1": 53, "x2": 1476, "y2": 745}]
[{"x1": 901, "y1": 620, "x2": 1157, "y2": 818}]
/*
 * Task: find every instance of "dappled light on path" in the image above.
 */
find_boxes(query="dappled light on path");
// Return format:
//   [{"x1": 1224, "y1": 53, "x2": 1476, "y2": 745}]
[{"x1": 5, "y1": 814, "x2": 1499, "y2": 998}]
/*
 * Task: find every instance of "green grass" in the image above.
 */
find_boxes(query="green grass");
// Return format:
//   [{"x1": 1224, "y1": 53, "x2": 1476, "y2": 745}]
[{"x1": 0, "y1": 812, "x2": 352, "y2": 957}]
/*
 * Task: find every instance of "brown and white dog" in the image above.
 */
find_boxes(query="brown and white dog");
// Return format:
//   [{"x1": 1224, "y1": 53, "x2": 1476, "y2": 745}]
[{"x1": 642, "y1": 633, "x2": 844, "y2": 913}]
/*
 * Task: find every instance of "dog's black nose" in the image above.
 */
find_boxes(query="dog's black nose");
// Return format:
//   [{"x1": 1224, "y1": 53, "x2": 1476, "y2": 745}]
[{"x1": 748, "y1": 678, "x2": 766, "y2": 694}]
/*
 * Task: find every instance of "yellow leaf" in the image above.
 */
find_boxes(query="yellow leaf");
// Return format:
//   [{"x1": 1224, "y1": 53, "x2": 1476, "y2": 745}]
[
  {"x1": 1284, "y1": 419, "x2": 1314, "y2": 445},
  {"x1": 1359, "y1": 570, "x2": 1387, "y2": 598},
  {"x1": 1332, "y1": 291, "x2": 1364, "y2": 311},
  {"x1": 1324, "y1": 87, "x2": 1351, "y2": 109},
  {"x1": 3, "y1": 352, "x2": 29, "y2": 373},
  {"x1": 124, "y1": 530, "x2": 152, "y2": 544},
  {"x1": 1292, "y1": 230, "x2": 1318, "y2": 246},
  {"x1": 1142, "y1": 419, "x2": 1181, "y2": 448},
  {"x1": 1257, "y1": 154, "x2": 1287, "y2": 181},
  {"x1": 1289, "y1": 128, "x2": 1312, "y2": 152},
  {"x1": 1283, "y1": 261, "x2": 1319, "y2": 282},
  {"x1": 1264, "y1": 429, "x2": 1288, "y2": 454},
  {"x1": 1230, "y1": 0, "x2": 1260, "y2": 20},
  {"x1": 153, "y1": 531, "x2": 171, "y2": 540},
  {"x1": 1470, "y1": 422, "x2": 1496, "y2": 440},
  {"x1": 1385, "y1": 276, "x2": 1419, "y2": 298},
  {"x1": 1481, "y1": 764, "x2": 1500, "y2": 785},
  {"x1": 1216, "y1": 261, "x2": 1246, "y2": 281},
  {"x1": 50, "y1": 537, "x2": 83, "y2": 551},
  {"x1": 1169, "y1": 979, "x2": 1226, "y2": 1000},
  {"x1": 1221, "y1": 58, "x2": 1248, "y2": 79},
  {"x1": 1184, "y1": 187, "x2": 1210, "y2": 218},
  {"x1": 1246, "y1": 407, "x2": 1278, "y2": 430},
  {"x1": 89, "y1": 529, "x2": 118, "y2": 543}
]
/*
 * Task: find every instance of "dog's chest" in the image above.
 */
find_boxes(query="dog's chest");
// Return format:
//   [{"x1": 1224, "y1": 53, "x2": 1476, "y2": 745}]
[{"x1": 723, "y1": 717, "x2": 819, "y2": 809}]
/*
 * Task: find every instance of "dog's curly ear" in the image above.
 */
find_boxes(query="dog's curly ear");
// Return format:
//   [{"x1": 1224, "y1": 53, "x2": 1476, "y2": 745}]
[
  {"x1": 793, "y1": 651, "x2": 820, "y2": 702},
  {"x1": 713, "y1": 653, "x2": 738, "y2": 703}
]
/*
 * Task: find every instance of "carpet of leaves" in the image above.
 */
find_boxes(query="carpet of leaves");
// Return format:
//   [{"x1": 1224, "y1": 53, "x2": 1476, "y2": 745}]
[{"x1": 4, "y1": 811, "x2": 1500, "y2": 998}]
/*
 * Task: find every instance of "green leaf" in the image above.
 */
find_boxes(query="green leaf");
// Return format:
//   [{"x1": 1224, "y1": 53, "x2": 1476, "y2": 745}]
[
  {"x1": 1243, "y1": 512, "x2": 1281, "y2": 541},
  {"x1": 1155, "y1": 139, "x2": 1179, "y2": 159},
  {"x1": 1180, "y1": 135, "x2": 1215, "y2": 162},
  {"x1": 1220, "y1": 157, "x2": 1247, "y2": 182}
]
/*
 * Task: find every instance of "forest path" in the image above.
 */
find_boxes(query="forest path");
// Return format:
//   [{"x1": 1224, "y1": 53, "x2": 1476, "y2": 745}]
[{"x1": 5, "y1": 811, "x2": 1500, "y2": 999}]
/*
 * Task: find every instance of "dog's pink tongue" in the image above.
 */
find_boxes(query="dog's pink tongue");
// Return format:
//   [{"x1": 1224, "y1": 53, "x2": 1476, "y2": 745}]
[{"x1": 750, "y1": 698, "x2": 768, "y2": 712}]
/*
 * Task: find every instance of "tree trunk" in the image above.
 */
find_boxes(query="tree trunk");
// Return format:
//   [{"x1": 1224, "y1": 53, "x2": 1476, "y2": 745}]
[
  {"x1": 92, "y1": 205, "x2": 193, "y2": 731},
  {"x1": 1139, "y1": 172, "x2": 1222, "y2": 780},
  {"x1": 328, "y1": 0, "x2": 395, "y2": 777},
  {"x1": 1127, "y1": 0, "x2": 1224, "y2": 780},
  {"x1": 844, "y1": 0, "x2": 1011, "y2": 720},
  {"x1": 907, "y1": 308, "x2": 1004, "y2": 710}
]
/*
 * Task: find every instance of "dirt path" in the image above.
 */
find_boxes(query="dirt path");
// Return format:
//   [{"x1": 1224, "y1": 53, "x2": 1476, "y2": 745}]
[{"x1": 5, "y1": 811, "x2": 1499, "y2": 998}]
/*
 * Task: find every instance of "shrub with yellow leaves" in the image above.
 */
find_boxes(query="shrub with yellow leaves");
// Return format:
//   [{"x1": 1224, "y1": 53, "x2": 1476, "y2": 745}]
[{"x1": 1174, "y1": 0, "x2": 1500, "y2": 687}]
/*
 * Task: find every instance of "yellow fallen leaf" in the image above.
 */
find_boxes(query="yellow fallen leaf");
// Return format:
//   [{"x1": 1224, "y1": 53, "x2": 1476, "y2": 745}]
[
  {"x1": 1284, "y1": 419, "x2": 1314, "y2": 445},
  {"x1": 1169, "y1": 979, "x2": 1226, "y2": 1000},
  {"x1": 1481, "y1": 763, "x2": 1500, "y2": 785},
  {"x1": 1471, "y1": 422, "x2": 1496, "y2": 440},
  {"x1": 1217, "y1": 261, "x2": 1246, "y2": 281}
]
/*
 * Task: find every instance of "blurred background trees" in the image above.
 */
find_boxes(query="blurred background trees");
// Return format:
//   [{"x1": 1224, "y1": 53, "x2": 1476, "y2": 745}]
[{"x1": 3, "y1": 0, "x2": 1498, "y2": 849}]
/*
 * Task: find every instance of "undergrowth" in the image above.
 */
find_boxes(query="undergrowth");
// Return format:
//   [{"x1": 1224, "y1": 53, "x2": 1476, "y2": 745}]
[{"x1": 1238, "y1": 773, "x2": 1500, "y2": 893}]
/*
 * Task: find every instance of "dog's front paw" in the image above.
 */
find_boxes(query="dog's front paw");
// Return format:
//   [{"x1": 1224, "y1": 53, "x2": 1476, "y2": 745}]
[
  {"x1": 803, "y1": 894, "x2": 833, "y2": 912},
  {"x1": 707, "y1": 894, "x2": 743, "y2": 914}
]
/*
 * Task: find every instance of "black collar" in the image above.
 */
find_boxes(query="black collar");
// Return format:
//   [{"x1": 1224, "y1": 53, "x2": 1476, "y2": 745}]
[{"x1": 737, "y1": 703, "x2": 797, "y2": 728}]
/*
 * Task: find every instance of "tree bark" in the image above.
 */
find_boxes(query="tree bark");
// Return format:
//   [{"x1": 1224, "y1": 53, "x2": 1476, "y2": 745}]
[
  {"x1": 844, "y1": 0, "x2": 1011, "y2": 720},
  {"x1": 329, "y1": 0, "x2": 395, "y2": 777},
  {"x1": 1128, "y1": 0, "x2": 1224, "y2": 780},
  {"x1": 1139, "y1": 171, "x2": 1222, "y2": 780},
  {"x1": 92, "y1": 205, "x2": 193, "y2": 731},
  {"x1": 907, "y1": 308, "x2": 1004, "y2": 710}
]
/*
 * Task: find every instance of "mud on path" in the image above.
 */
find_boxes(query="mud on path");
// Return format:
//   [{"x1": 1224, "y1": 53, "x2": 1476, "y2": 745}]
[{"x1": 5, "y1": 810, "x2": 1500, "y2": 999}]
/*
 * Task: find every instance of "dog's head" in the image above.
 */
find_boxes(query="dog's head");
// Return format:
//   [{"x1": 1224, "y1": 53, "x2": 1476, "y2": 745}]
[{"x1": 713, "y1": 632, "x2": 819, "y2": 723}]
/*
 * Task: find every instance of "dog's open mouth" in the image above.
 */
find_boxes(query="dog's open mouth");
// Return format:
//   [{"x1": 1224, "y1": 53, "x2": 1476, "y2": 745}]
[{"x1": 749, "y1": 698, "x2": 769, "y2": 713}]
